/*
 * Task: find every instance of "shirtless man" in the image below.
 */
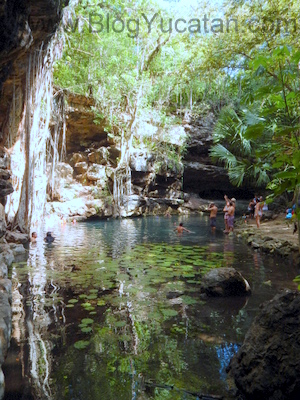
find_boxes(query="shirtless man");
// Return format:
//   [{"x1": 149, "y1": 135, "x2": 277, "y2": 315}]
[
  {"x1": 227, "y1": 201, "x2": 235, "y2": 232},
  {"x1": 208, "y1": 202, "x2": 218, "y2": 231},
  {"x1": 31, "y1": 232, "x2": 37, "y2": 243},
  {"x1": 174, "y1": 222, "x2": 191, "y2": 234}
]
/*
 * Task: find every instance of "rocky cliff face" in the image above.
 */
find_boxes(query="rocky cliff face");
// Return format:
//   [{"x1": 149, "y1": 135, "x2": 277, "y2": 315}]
[
  {"x1": 183, "y1": 112, "x2": 253, "y2": 199},
  {"x1": 47, "y1": 97, "x2": 257, "y2": 220},
  {"x1": 46, "y1": 92, "x2": 186, "y2": 219},
  {"x1": 0, "y1": 0, "x2": 70, "y2": 232},
  {"x1": 0, "y1": 0, "x2": 66, "y2": 142},
  {"x1": 0, "y1": 1, "x2": 68, "y2": 394}
]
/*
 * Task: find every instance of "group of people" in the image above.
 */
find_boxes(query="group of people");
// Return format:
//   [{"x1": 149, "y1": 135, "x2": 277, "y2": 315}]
[
  {"x1": 30, "y1": 215, "x2": 77, "y2": 244},
  {"x1": 30, "y1": 231, "x2": 55, "y2": 244},
  {"x1": 208, "y1": 195, "x2": 236, "y2": 234},
  {"x1": 247, "y1": 195, "x2": 265, "y2": 228},
  {"x1": 207, "y1": 194, "x2": 266, "y2": 232}
]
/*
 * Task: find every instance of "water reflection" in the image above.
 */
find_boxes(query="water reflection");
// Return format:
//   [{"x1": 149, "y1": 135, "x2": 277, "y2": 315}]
[{"x1": 4, "y1": 215, "x2": 299, "y2": 400}]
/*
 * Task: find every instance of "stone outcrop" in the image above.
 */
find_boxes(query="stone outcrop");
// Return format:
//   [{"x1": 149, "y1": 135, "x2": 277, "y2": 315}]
[
  {"x1": 0, "y1": 0, "x2": 68, "y2": 144},
  {"x1": 52, "y1": 98, "x2": 189, "y2": 219},
  {"x1": 235, "y1": 223, "x2": 299, "y2": 258},
  {"x1": 0, "y1": 241, "x2": 17, "y2": 398},
  {"x1": 183, "y1": 112, "x2": 253, "y2": 199},
  {"x1": 227, "y1": 290, "x2": 300, "y2": 400},
  {"x1": 0, "y1": 278, "x2": 12, "y2": 400},
  {"x1": 201, "y1": 267, "x2": 251, "y2": 297},
  {"x1": 65, "y1": 92, "x2": 108, "y2": 154},
  {"x1": 0, "y1": 148, "x2": 13, "y2": 206},
  {"x1": 0, "y1": 0, "x2": 68, "y2": 395}
]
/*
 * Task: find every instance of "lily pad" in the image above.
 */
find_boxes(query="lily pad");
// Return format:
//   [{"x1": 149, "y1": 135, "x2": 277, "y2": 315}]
[
  {"x1": 74, "y1": 340, "x2": 90, "y2": 350},
  {"x1": 68, "y1": 299, "x2": 78, "y2": 304},
  {"x1": 81, "y1": 327, "x2": 92, "y2": 333},
  {"x1": 81, "y1": 318, "x2": 94, "y2": 325},
  {"x1": 161, "y1": 308, "x2": 178, "y2": 317}
]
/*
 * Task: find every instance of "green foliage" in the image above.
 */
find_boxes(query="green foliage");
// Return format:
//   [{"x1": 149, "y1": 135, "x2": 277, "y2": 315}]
[{"x1": 206, "y1": 1, "x2": 300, "y2": 203}]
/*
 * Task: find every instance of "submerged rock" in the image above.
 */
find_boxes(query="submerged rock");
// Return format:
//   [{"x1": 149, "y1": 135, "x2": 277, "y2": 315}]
[
  {"x1": 201, "y1": 267, "x2": 251, "y2": 297},
  {"x1": 227, "y1": 290, "x2": 300, "y2": 400}
]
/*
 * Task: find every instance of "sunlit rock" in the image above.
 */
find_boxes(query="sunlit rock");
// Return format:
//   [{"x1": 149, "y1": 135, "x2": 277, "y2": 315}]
[
  {"x1": 46, "y1": 198, "x2": 87, "y2": 217},
  {"x1": 74, "y1": 161, "x2": 88, "y2": 175},
  {"x1": 201, "y1": 267, "x2": 251, "y2": 297},
  {"x1": 130, "y1": 151, "x2": 152, "y2": 172},
  {"x1": 86, "y1": 164, "x2": 107, "y2": 182},
  {"x1": 227, "y1": 290, "x2": 300, "y2": 400}
]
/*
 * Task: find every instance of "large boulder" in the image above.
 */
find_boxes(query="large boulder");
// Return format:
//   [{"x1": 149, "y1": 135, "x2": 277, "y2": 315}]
[
  {"x1": 69, "y1": 153, "x2": 86, "y2": 165},
  {"x1": 0, "y1": 247, "x2": 14, "y2": 267},
  {"x1": 74, "y1": 162, "x2": 88, "y2": 175},
  {"x1": 201, "y1": 267, "x2": 251, "y2": 297},
  {"x1": 88, "y1": 148, "x2": 109, "y2": 165},
  {"x1": 86, "y1": 164, "x2": 107, "y2": 183},
  {"x1": 227, "y1": 290, "x2": 300, "y2": 400},
  {"x1": 5, "y1": 231, "x2": 29, "y2": 244}
]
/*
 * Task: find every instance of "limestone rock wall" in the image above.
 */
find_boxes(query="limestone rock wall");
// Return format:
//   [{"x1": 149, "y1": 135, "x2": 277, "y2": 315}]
[
  {"x1": 183, "y1": 112, "x2": 254, "y2": 199},
  {"x1": 48, "y1": 93, "x2": 187, "y2": 219},
  {"x1": 0, "y1": 0, "x2": 69, "y2": 396}
]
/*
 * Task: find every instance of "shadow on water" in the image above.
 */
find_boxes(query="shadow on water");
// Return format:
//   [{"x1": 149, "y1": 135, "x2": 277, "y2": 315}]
[{"x1": 3, "y1": 215, "x2": 298, "y2": 400}]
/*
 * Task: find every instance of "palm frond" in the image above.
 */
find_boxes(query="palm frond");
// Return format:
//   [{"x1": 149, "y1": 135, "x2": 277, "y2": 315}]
[
  {"x1": 210, "y1": 144, "x2": 237, "y2": 169},
  {"x1": 228, "y1": 163, "x2": 246, "y2": 186}
]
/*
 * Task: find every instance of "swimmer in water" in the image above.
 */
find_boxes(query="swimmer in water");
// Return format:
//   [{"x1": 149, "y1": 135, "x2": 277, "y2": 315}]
[
  {"x1": 174, "y1": 222, "x2": 191, "y2": 234},
  {"x1": 44, "y1": 232, "x2": 55, "y2": 243}
]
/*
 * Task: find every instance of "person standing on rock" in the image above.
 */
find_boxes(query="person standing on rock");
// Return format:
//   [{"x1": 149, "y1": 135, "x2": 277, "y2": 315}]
[{"x1": 208, "y1": 202, "x2": 218, "y2": 231}]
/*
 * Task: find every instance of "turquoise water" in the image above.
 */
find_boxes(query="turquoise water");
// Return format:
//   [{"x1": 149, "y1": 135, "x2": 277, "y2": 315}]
[{"x1": 3, "y1": 215, "x2": 298, "y2": 400}]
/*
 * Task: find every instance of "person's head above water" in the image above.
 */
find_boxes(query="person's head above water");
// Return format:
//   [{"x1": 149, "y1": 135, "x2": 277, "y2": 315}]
[
  {"x1": 45, "y1": 232, "x2": 55, "y2": 242},
  {"x1": 179, "y1": 222, "x2": 183, "y2": 226}
]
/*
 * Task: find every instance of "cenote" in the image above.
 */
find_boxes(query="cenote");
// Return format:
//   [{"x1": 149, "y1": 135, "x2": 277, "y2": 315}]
[{"x1": 3, "y1": 215, "x2": 298, "y2": 400}]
